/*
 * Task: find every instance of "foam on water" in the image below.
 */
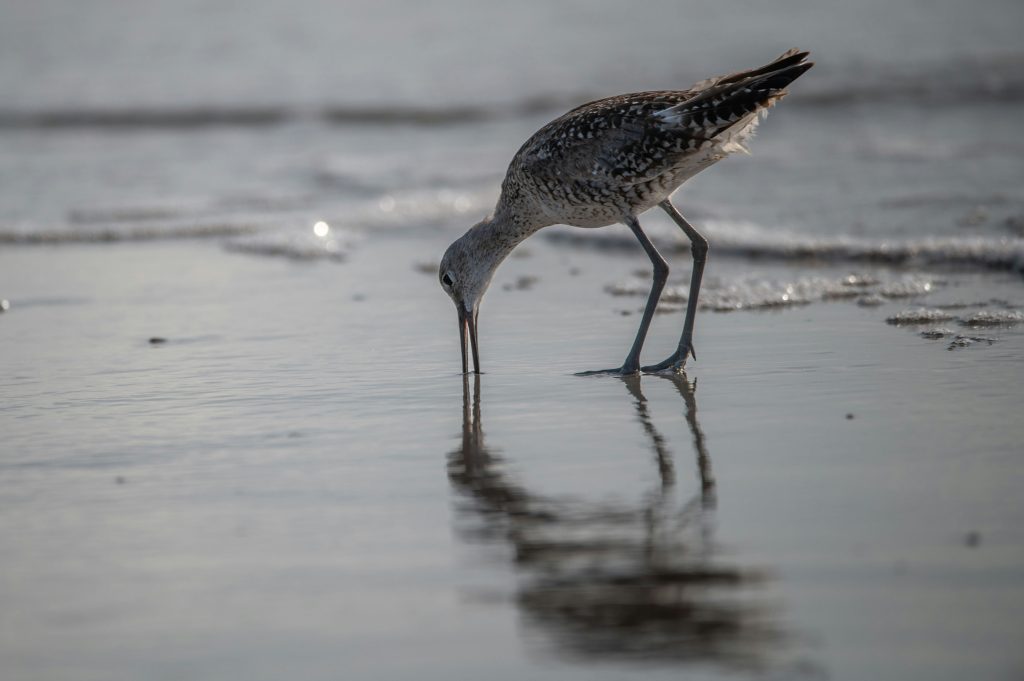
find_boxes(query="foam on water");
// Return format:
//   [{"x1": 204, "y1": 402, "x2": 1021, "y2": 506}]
[
  {"x1": 885, "y1": 308, "x2": 957, "y2": 325},
  {"x1": 881, "y1": 305, "x2": 1020, "y2": 352},
  {"x1": 607, "y1": 272, "x2": 949, "y2": 314},
  {"x1": 352, "y1": 189, "x2": 489, "y2": 230},
  {"x1": 607, "y1": 266, "x2": 1020, "y2": 354},
  {"x1": 877, "y1": 278, "x2": 943, "y2": 298},
  {"x1": 0, "y1": 218, "x2": 263, "y2": 244},
  {"x1": 946, "y1": 335, "x2": 998, "y2": 350},
  {"x1": 959, "y1": 309, "x2": 1024, "y2": 326},
  {"x1": 550, "y1": 220, "x2": 1024, "y2": 273},
  {"x1": 914, "y1": 327, "x2": 999, "y2": 350},
  {"x1": 217, "y1": 189, "x2": 493, "y2": 260},
  {"x1": 65, "y1": 195, "x2": 314, "y2": 225},
  {"x1": 0, "y1": 188, "x2": 493, "y2": 250},
  {"x1": 0, "y1": 193, "x2": 318, "y2": 244},
  {"x1": 6, "y1": 187, "x2": 1024, "y2": 280},
  {"x1": 223, "y1": 225, "x2": 355, "y2": 261}
]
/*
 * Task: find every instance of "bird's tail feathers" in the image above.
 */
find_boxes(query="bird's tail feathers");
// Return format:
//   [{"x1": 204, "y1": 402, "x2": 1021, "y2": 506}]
[
  {"x1": 656, "y1": 50, "x2": 813, "y2": 135},
  {"x1": 691, "y1": 48, "x2": 810, "y2": 91}
]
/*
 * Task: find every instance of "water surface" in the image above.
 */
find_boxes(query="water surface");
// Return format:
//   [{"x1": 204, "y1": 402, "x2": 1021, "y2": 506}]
[{"x1": 2, "y1": 1, "x2": 1024, "y2": 678}]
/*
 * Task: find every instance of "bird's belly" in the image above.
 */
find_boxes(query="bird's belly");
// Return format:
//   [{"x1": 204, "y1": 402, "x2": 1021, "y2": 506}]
[
  {"x1": 557, "y1": 205, "x2": 624, "y2": 228},
  {"x1": 525, "y1": 147, "x2": 731, "y2": 228},
  {"x1": 540, "y1": 186, "x2": 678, "y2": 228},
  {"x1": 530, "y1": 184, "x2": 625, "y2": 228},
  {"x1": 626, "y1": 152, "x2": 730, "y2": 213}
]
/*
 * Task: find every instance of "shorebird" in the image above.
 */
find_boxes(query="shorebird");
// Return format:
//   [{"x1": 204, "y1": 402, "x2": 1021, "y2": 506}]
[{"x1": 440, "y1": 49, "x2": 813, "y2": 374}]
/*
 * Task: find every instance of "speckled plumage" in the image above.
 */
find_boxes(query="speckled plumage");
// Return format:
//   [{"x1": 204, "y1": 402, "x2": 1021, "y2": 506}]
[
  {"x1": 441, "y1": 49, "x2": 813, "y2": 374},
  {"x1": 500, "y1": 49, "x2": 812, "y2": 230}
]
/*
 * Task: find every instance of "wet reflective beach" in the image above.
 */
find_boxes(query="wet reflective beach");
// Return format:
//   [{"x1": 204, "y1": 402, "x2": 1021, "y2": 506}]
[
  {"x1": 450, "y1": 372, "x2": 782, "y2": 668},
  {"x1": 3, "y1": 1, "x2": 1024, "y2": 678},
  {"x1": 3, "y1": 238, "x2": 1023, "y2": 680}
]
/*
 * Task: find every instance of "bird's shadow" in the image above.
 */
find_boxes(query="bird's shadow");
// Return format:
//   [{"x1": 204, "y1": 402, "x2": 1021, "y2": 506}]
[{"x1": 447, "y1": 372, "x2": 786, "y2": 669}]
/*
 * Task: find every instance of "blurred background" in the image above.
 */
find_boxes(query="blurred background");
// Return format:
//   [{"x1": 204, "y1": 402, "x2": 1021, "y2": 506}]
[{"x1": 2, "y1": 0, "x2": 1023, "y2": 253}]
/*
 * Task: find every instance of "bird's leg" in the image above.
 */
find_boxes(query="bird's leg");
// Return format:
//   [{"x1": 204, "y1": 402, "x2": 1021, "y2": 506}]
[
  {"x1": 579, "y1": 215, "x2": 668, "y2": 376},
  {"x1": 642, "y1": 200, "x2": 708, "y2": 373}
]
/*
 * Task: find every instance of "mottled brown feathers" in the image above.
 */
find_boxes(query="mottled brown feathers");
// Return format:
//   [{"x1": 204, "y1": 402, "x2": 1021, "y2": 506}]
[{"x1": 501, "y1": 49, "x2": 813, "y2": 227}]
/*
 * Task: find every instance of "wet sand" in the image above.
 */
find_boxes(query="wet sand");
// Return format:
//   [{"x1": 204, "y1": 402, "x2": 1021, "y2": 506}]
[
  {"x1": 4, "y1": 0, "x2": 1024, "y2": 677},
  {"x1": 2, "y1": 234, "x2": 1023, "y2": 680}
]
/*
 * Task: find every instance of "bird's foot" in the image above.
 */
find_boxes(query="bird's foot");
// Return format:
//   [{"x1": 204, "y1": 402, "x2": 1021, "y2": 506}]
[
  {"x1": 641, "y1": 358, "x2": 686, "y2": 374},
  {"x1": 575, "y1": 364, "x2": 641, "y2": 377},
  {"x1": 641, "y1": 344, "x2": 695, "y2": 374}
]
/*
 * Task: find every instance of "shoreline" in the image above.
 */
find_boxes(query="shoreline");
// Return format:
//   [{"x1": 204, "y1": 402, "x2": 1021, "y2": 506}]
[{"x1": 2, "y1": 234, "x2": 1023, "y2": 681}]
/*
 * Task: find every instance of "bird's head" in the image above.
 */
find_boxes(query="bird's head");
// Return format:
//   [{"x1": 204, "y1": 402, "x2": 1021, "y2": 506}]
[{"x1": 439, "y1": 219, "x2": 502, "y2": 374}]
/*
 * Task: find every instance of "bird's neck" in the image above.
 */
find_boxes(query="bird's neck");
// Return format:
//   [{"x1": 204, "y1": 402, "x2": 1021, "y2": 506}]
[{"x1": 466, "y1": 204, "x2": 547, "y2": 272}]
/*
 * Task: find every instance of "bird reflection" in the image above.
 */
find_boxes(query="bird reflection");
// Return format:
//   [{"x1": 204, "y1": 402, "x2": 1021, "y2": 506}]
[{"x1": 447, "y1": 373, "x2": 782, "y2": 668}]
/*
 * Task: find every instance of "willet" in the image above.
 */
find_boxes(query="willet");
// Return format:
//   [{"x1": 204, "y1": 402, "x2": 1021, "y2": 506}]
[{"x1": 440, "y1": 49, "x2": 813, "y2": 374}]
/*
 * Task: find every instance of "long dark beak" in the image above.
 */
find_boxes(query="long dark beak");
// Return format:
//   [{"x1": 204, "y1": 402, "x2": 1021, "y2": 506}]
[{"x1": 457, "y1": 305, "x2": 481, "y2": 374}]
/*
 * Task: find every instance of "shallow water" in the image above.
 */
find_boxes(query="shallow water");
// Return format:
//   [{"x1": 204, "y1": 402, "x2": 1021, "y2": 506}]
[
  {"x1": 3, "y1": 0, "x2": 1024, "y2": 259},
  {"x1": 3, "y1": 238, "x2": 1024, "y2": 680},
  {"x1": 3, "y1": 1, "x2": 1024, "y2": 678}
]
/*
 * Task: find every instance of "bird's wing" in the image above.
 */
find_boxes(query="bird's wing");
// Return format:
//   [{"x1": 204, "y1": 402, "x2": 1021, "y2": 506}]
[
  {"x1": 512, "y1": 91, "x2": 696, "y2": 186},
  {"x1": 514, "y1": 50, "x2": 812, "y2": 187}
]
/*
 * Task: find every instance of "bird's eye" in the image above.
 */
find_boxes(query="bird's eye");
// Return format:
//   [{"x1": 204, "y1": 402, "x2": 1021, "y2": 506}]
[{"x1": 441, "y1": 273, "x2": 454, "y2": 287}]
